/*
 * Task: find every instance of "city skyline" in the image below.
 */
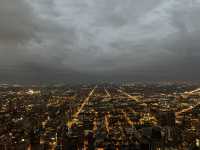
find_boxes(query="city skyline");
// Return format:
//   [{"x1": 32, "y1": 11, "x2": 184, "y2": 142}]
[{"x1": 0, "y1": 83, "x2": 200, "y2": 149}]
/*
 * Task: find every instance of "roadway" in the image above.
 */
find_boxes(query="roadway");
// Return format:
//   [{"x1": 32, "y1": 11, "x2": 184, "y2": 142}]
[
  {"x1": 176, "y1": 102, "x2": 200, "y2": 116},
  {"x1": 117, "y1": 89, "x2": 140, "y2": 102},
  {"x1": 105, "y1": 112, "x2": 110, "y2": 133},
  {"x1": 74, "y1": 86, "x2": 97, "y2": 118},
  {"x1": 104, "y1": 88, "x2": 111, "y2": 97},
  {"x1": 67, "y1": 86, "x2": 97, "y2": 127}
]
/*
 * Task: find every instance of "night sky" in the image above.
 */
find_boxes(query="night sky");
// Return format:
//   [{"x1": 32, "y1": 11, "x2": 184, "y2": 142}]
[{"x1": 0, "y1": 0, "x2": 200, "y2": 84}]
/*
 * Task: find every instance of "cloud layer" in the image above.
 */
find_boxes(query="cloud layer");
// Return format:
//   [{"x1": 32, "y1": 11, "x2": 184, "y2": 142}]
[{"x1": 0, "y1": 0, "x2": 200, "y2": 83}]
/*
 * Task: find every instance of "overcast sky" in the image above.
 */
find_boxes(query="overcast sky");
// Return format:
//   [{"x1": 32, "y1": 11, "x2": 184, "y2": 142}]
[{"x1": 0, "y1": 0, "x2": 200, "y2": 84}]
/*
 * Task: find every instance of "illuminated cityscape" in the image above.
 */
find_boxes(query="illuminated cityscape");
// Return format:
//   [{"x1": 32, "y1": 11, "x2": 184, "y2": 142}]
[
  {"x1": 0, "y1": 83, "x2": 199, "y2": 149},
  {"x1": 1, "y1": 0, "x2": 200, "y2": 149}
]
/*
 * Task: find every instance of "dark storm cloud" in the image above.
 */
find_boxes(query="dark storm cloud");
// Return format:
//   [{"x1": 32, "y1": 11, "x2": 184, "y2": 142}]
[
  {"x1": 0, "y1": 0, "x2": 35, "y2": 43},
  {"x1": 0, "y1": 0, "x2": 200, "y2": 83}
]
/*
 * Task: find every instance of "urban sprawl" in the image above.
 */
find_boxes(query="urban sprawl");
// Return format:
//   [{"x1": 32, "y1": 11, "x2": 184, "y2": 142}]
[{"x1": 0, "y1": 83, "x2": 200, "y2": 150}]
